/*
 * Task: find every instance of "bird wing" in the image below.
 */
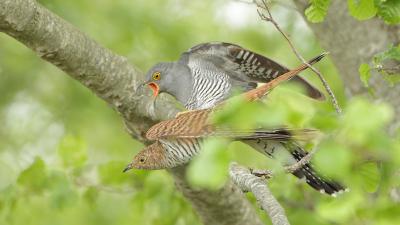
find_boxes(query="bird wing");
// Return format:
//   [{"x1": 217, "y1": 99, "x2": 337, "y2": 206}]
[
  {"x1": 185, "y1": 42, "x2": 326, "y2": 101},
  {"x1": 147, "y1": 52, "x2": 328, "y2": 140},
  {"x1": 146, "y1": 108, "x2": 314, "y2": 141}
]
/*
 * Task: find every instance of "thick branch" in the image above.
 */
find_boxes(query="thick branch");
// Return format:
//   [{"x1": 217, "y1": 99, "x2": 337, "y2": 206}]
[
  {"x1": 0, "y1": 1, "x2": 264, "y2": 224},
  {"x1": 1, "y1": 0, "x2": 179, "y2": 145},
  {"x1": 170, "y1": 165, "x2": 265, "y2": 225},
  {"x1": 229, "y1": 161, "x2": 290, "y2": 225}
]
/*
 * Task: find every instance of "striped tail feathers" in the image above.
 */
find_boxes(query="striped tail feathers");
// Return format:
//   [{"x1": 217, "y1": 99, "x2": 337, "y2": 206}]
[
  {"x1": 284, "y1": 142, "x2": 348, "y2": 197},
  {"x1": 240, "y1": 52, "x2": 328, "y2": 102},
  {"x1": 215, "y1": 52, "x2": 328, "y2": 107},
  {"x1": 228, "y1": 128, "x2": 316, "y2": 141}
]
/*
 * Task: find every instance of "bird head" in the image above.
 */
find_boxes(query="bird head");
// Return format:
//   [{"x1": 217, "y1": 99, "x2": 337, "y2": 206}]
[
  {"x1": 136, "y1": 62, "x2": 174, "y2": 100},
  {"x1": 123, "y1": 141, "x2": 171, "y2": 172}
]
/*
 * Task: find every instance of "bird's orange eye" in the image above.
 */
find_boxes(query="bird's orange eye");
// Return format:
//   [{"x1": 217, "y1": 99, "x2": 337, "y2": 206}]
[
  {"x1": 153, "y1": 72, "x2": 161, "y2": 80},
  {"x1": 138, "y1": 156, "x2": 146, "y2": 163}
]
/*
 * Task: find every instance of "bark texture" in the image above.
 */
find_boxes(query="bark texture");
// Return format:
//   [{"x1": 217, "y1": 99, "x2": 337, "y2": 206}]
[
  {"x1": 229, "y1": 162, "x2": 290, "y2": 225},
  {"x1": 0, "y1": 1, "x2": 265, "y2": 224},
  {"x1": 169, "y1": 165, "x2": 265, "y2": 225},
  {"x1": 294, "y1": 0, "x2": 400, "y2": 134}
]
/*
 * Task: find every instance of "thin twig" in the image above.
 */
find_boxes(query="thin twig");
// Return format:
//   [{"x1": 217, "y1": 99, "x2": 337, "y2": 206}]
[
  {"x1": 379, "y1": 65, "x2": 400, "y2": 74},
  {"x1": 316, "y1": 64, "x2": 342, "y2": 117},
  {"x1": 254, "y1": 0, "x2": 342, "y2": 118},
  {"x1": 251, "y1": 147, "x2": 318, "y2": 177},
  {"x1": 234, "y1": 0, "x2": 298, "y2": 11}
]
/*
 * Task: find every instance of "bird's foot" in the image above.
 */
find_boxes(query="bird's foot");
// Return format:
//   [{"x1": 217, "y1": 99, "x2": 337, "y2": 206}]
[{"x1": 175, "y1": 110, "x2": 195, "y2": 118}]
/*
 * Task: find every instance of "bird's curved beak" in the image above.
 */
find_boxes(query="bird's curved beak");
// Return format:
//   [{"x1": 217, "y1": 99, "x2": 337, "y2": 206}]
[
  {"x1": 136, "y1": 83, "x2": 145, "y2": 93},
  {"x1": 136, "y1": 82, "x2": 159, "y2": 100},
  {"x1": 123, "y1": 163, "x2": 136, "y2": 173}
]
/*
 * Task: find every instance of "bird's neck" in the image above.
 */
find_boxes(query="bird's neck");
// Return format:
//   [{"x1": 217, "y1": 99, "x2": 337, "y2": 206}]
[{"x1": 164, "y1": 62, "x2": 193, "y2": 108}]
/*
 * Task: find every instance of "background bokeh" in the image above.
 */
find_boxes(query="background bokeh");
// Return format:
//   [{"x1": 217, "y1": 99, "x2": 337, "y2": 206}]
[{"x1": 1, "y1": 0, "x2": 399, "y2": 224}]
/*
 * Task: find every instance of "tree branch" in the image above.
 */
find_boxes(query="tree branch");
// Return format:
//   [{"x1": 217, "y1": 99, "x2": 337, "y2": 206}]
[
  {"x1": 251, "y1": 147, "x2": 318, "y2": 178},
  {"x1": 0, "y1": 1, "x2": 265, "y2": 224},
  {"x1": 229, "y1": 161, "x2": 290, "y2": 225},
  {"x1": 227, "y1": 147, "x2": 318, "y2": 224},
  {"x1": 233, "y1": 0, "x2": 297, "y2": 11},
  {"x1": 226, "y1": 1, "x2": 342, "y2": 222},
  {"x1": 169, "y1": 165, "x2": 265, "y2": 225}
]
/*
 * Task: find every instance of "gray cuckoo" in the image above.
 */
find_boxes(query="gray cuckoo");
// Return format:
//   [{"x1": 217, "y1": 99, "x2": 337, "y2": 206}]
[
  {"x1": 136, "y1": 42, "x2": 326, "y2": 110},
  {"x1": 128, "y1": 54, "x2": 346, "y2": 196}
]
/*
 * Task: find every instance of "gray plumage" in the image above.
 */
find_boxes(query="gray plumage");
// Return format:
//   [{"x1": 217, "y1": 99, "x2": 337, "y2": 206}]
[
  {"x1": 135, "y1": 44, "x2": 344, "y2": 196},
  {"x1": 139, "y1": 42, "x2": 326, "y2": 110}
]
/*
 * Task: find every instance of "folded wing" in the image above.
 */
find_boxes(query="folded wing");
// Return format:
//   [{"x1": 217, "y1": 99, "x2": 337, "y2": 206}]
[{"x1": 185, "y1": 42, "x2": 326, "y2": 101}]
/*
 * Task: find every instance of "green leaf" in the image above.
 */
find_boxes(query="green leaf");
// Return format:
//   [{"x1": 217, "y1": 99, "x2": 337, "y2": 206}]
[
  {"x1": 313, "y1": 140, "x2": 353, "y2": 179},
  {"x1": 186, "y1": 138, "x2": 229, "y2": 190},
  {"x1": 46, "y1": 171, "x2": 78, "y2": 210},
  {"x1": 372, "y1": 45, "x2": 400, "y2": 87},
  {"x1": 373, "y1": 44, "x2": 400, "y2": 65},
  {"x1": 359, "y1": 163, "x2": 381, "y2": 193},
  {"x1": 98, "y1": 161, "x2": 135, "y2": 187},
  {"x1": 348, "y1": 0, "x2": 378, "y2": 20},
  {"x1": 58, "y1": 136, "x2": 87, "y2": 168},
  {"x1": 359, "y1": 63, "x2": 372, "y2": 87},
  {"x1": 83, "y1": 187, "x2": 100, "y2": 210},
  {"x1": 367, "y1": 87, "x2": 375, "y2": 98},
  {"x1": 340, "y1": 98, "x2": 393, "y2": 145},
  {"x1": 359, "y1": 63, "x2": 375, "y2": 98},
  {"x1": 380, "y1": 73, "x2": 400, "y2": 87},
  {"x1": 375, "y1": 0, "x2": 400, "y2": 24},
  {"x1": 17, "y1": 157, "x2": 48, "y2": 193},
  {"x1": 305, "y1": 0, "x2": 331, "y2": 23},
  {"x1": 317, "y1": 191, "x2": 364, "y2": 222},
  {"x1": 50, "y1": 180, "x2": 78, "y2": 211}
]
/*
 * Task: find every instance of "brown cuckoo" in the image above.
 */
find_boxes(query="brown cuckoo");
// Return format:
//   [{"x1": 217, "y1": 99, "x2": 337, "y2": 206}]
[{"x1": 128, "y1": 53, "x2": 346, "y2": 196}]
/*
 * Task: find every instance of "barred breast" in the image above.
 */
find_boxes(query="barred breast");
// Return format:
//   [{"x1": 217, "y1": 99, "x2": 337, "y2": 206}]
[
  {"x1": 185, "y1": 60, "x2": 231, "y2": 110},
  {"x1": 160, "y1": 138, "x2": 203, "y2": 166}
]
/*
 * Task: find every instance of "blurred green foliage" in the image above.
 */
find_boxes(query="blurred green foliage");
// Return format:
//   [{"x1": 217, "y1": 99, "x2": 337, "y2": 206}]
[
  {"x1": 306, "y1": 0, "x2": 400, "y2": 24},
  {"x1": 1, "y1": 0, "x2": 398, "y2": 225},
  {"x1": 203, "y1": 90, "x2": 400, "y2": 224},
  {"x1": 359, "y1": 44, "x2": 400, "y2": 98},
  {"x1": 187, "y1": 138, "x2": 230, "y2": 190}
]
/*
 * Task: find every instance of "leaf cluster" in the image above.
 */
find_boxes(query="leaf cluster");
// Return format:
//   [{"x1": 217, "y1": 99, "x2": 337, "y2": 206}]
[
  {"x1": 186, "y1": 85, "x2": 400, "y2": 224},
  {"x1": 306, "y1": 0, "x2": 400, "y2": 24},
  {"x1": 0, "y1": 0, "x2": 397, "y2": 224},
  {"x1": 359, "y1": 44, "x2": 400, "y2": 97}
]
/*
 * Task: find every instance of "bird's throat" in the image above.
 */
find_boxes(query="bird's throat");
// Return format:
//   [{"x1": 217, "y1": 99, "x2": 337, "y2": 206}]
[{"x1": 148, "y1": 83, "x2": 159, "y2": 99}]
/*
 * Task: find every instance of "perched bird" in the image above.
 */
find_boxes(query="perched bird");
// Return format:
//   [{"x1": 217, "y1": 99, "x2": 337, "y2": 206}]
[
  {"x1": 136, "y1": 42, "x2": 326, "y2": 110},
  {"x1": 127, "y1": 54, "x2": 346, "y2": 196}
]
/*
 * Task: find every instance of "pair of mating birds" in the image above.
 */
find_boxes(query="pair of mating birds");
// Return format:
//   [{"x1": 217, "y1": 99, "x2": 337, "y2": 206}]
[{"x1": 124, "y1": 42, "x2": 345, "y2": 196}]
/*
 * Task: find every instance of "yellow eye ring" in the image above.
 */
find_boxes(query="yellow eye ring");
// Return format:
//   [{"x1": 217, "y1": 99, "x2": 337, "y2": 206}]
[
  {"x1": 153, "y1": 72, "x2": 161, "y2": 80},
  {"x1": 138, "y1": 156, "x2": 146, "y2": 164}
]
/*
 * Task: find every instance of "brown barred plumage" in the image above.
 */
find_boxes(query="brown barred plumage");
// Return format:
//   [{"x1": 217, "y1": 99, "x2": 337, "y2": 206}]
[
  {"x1": 146, "y1": 53, "x2": 327, "y2": 140},
  {"x1": 136, "y1": 42, "x2": 327, "y2": 112},
  {"x1": 126, "y1": 53, "x2": 347, "y2": 196}
]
